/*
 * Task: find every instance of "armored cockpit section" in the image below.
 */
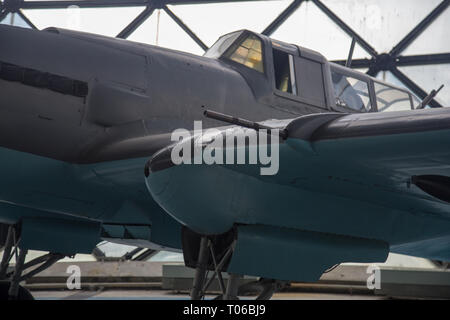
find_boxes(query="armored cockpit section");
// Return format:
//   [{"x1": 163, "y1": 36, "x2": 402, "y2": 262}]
[
  {"x1": 205, "y1": 30, "x2": 332, "y2": 115},
  {"x1": 205, "y1": 30, "x2": 420, "y2": 115}
]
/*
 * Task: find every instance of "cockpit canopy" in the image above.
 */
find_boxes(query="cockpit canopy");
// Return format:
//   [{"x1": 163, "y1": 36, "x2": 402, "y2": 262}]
[
  {"x1": 205, "y1": 30, "x2": 419, "y2": 113},
  {"x1": 204, "y1": 31, "x2": 264, "y2": 73},
  {"x1": 330, "y1": 66, "x2": 419, "y2": 113}
]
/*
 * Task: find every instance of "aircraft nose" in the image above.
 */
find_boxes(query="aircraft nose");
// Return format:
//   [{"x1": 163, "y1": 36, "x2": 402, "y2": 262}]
[
  {"x1": 144, "y1": 147, "x2": 175, "y2": 178},
  {"x1": 144, "y1": 144, "x2": 237, "y2": 235},
  {"x1": 144, "y1": 147, "x2": 176, "y2": 198}
]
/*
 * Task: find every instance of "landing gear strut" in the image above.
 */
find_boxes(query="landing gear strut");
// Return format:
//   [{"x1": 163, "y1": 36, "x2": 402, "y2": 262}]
[
  {"x1": 190, "y1": 236, "x2": 236, "y2": 300},
  {"x1": 189, "y1": 235, "x2": 286, "y2": 300},
  {"x1": 0, "y1": 225, "x2": 65, "y2": 300}
]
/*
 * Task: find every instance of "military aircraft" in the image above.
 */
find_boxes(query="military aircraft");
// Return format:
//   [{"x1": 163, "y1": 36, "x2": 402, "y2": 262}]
[{"x1": 0, "y1": 24, "x2": 448, "y2": 300}]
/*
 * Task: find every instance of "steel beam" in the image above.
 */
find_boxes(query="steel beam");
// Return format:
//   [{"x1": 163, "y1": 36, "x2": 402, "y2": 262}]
[
  {"x1": 0, "y1": 9, "x2": 9, "y2": 23},
  {"x1": 366, "y1": 67, "x2": 379, "y2": 77},
  {"x1": 334, "y1": 53, "x2": 450, "y2": 70},
  {"x1": 116, "y1": 5, "x2": 156, "y2": 39},
  {"x1": 396, "y1": 53, "x2": 450, "y2": 67},
  {"x1": 390, "y1": 0, "x2": 450, "y2": 57},
  {"x1": 17, "y1": 0, "x2": 271, "y2": 10},
  {"x1": 163, "y1": 5, "x2": 208, "y2": 51},
  {"x1": 19, "y1": 0, "x2": 149, "y2": 9},
  {"x1": 17, "y1": 9, "x2": 37, "y2": 29},
  {"x1": 345, "y1": 37, "x2": 356, "y2": 67},
  {"x1": 390, "y1": 67, "x2": 443, "y2": 108},
  {"x1": 262, "y1": 0, "x2": 303, "y2": 36},
  {"x1": 311, "y1": 0, "x2": 378, "y2": 58},
  {"x1": 331, "y1": 58, "x2": 372, "y2": 69}
]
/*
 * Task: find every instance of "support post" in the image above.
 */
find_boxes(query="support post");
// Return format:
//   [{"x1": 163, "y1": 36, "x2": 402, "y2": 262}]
[
  {"x1": 8, "y1": 247, "x2": 27, "y2": 299},
  {"x1": 190, "y1": 237, "x2": 209, "y2": 300},
  {"x1": 0, "y1": 226, "x2": 14, "y2": 279},
  {"x1": 224, "y1": 273, "x2": 240, "y2": 300}
]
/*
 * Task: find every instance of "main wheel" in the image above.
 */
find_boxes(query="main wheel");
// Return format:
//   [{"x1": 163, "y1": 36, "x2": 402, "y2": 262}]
[{"x1": 0, "y1": 281, "x2": 34, "y2": 300}]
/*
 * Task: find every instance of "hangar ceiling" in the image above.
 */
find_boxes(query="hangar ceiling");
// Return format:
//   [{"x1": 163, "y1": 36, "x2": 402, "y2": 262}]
[{"x1": 1, "y1": 0, "x2": 449, "y2": 107}]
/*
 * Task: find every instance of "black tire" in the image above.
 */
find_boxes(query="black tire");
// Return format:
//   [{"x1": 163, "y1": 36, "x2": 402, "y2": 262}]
[{"x1": 0, "y1": 281, "x2": 34, "y2": 300}]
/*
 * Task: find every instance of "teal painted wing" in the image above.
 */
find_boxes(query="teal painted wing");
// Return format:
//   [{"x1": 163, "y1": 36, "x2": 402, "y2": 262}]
[
  {"x1": 145, "y1": 107, "x2": 450, "y2": 266},
  {"x1": 281, "y1": 108, "x2": 450, "y2": 220}
]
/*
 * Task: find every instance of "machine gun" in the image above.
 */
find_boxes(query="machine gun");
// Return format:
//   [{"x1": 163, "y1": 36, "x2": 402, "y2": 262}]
[{"x1": 416, "y1": 84, "x2": 444, "y2": 109}]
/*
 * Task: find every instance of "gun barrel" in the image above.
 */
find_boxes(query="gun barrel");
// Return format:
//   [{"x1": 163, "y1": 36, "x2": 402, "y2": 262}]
[{"x1": 203, "y1": 109, "x2": 288, "y2": 139}]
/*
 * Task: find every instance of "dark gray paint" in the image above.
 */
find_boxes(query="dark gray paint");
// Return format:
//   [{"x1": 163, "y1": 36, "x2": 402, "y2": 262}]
[
  {"x1": 309, "y1": 107, "x2": 450, "y2": 141},
  {"x1": 0, "y1": 25, "x2": 418, "y2": 164}
]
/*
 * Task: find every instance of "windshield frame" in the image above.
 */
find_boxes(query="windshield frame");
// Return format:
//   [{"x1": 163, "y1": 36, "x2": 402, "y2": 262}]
[
  {"x1": 329, "y1": 64, "x2": 375, "y2": 113},
  {"x1": 372, "y1": 80, "x2": 414, "y2": 112},
  {"x1": 210, "y1": 30, "x2": 268, "y2": 75},
  {"x1": 203, "y1": 31, "x2": 243, "y2": 59}
]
